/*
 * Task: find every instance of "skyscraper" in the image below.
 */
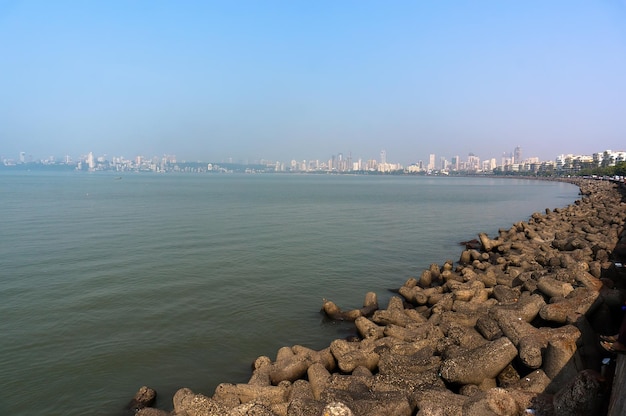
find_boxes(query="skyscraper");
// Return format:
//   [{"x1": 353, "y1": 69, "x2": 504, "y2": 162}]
[
  {"x1": 451, "y1": 156, "x2": 460, "y2": 171},
  {"x1": 87, "y1": 152, "x2": 95, "y2": 170},
  {"x1": 428, "y1": 154, "x2": 435, "y2": 171},
  {"x1": 514, "y1": 146, "x2": 522, "y2": 164}
]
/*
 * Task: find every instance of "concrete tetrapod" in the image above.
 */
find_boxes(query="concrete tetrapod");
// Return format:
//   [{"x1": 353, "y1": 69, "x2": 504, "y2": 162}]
[{"x1": 439, "y1": 337, "x2": 518, "y2": 385}]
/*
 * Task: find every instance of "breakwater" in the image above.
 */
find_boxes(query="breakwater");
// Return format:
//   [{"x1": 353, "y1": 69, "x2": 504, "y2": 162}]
[{"x1": 128, "y1": 178, "x2": 626, "y2": 416}]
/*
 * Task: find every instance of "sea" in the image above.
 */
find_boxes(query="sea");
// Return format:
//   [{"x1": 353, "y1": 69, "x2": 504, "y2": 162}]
[{"x1": 0, "y1": 171, "x2": 580, "y2": 415}]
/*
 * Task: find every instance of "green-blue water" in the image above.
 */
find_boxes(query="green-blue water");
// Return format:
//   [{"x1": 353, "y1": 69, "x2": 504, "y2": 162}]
[{"x1": 0, "y1": 172, "x2": 579, "y2": 415}]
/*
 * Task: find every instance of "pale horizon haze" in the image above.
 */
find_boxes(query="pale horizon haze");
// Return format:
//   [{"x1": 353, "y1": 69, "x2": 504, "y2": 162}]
[{"x1": 1, "y1": 1, "x2": 625, "y2": 165}]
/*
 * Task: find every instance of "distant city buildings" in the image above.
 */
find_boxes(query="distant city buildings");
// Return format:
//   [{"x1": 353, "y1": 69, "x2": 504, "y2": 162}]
[{"x1": 2, "y1": 146, "x2": 625, "y2": 175}]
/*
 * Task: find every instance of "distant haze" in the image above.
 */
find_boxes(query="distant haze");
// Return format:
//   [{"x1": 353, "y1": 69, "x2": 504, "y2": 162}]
[{"x1": 1, "y1": 1, "x2": 625, "y2": 164}]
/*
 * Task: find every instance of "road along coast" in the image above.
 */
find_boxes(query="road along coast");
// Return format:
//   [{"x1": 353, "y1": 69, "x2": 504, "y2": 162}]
[{"x1": 128, "y1": 178, "x2": 626, "y2": 416}]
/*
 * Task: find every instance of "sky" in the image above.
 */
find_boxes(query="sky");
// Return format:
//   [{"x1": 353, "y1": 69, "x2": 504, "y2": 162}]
[{"x1": 1, "y1": 1, "x2": 626, "y2": 165}]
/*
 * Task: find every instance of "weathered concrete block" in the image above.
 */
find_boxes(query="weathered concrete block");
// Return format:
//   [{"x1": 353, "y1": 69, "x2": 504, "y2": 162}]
[
  {"x1": 544, "y1": 337, "x2": 582, "y2": 394},
  {"x1": 445, "y1": 324, "x2": 488, "y2": 350},
  {"x1": 419, "y1": 270, "x2": 433, "y2": 288},
  {"x1": 351, "y1": 365, "x2": 373, "y2": 378},
  {"x1": 173, "y1": 388, "x2": 230, "y2": 416},
  {"x1": 479, "y1": 232, "x2": 500, "y2": 252},
  {"x1": 249, "y1": 356, "x2": 272, "y2": 386},
  {"x1": 127, "y1": 386, "x2": 157, "y2": 411},
  {"x1": 437, "y1": 310, "x2": 481, "y2": 328},
  {"x1": 460, "y1": 250, "x2": 472, "y2": 265},
  {"x1": 452, "y1": 298, "x2": 497, "y2": 315},
  {"x1": 360, "y1": 291, "x2": 379, "y2": 317},
  {"x1": 513, "y1": 369, "x2": 552, "y2": 393},
  {"x1": 403, "y1": 277, "x2": 418, "y2": 288},
  {"x1": 440, "y1": 337, "x2": 518, "y2": 385},
  {"x1": 321, "y1": 293, "x2": 379, "y2": 321},
  {"x1": 383, "y1": 324, "x2": 435, "y2": 343},
  {"x1": 430, "y1": 292, "x2": 454, "y2": 314},
  {"x1": 462, "y1": 388, "x2": 520, "y2": 416},
  {"x1": 212, "y1": 383, "x2": 241, "y2": 408},
  {"x1": 477, "y1": 268, "x2": 498, "y2": 288},
  {"x1": 321, "y1": 299, "x2": 362, "y2": 321},
  {"x1": 517, "y1": 325, "x2": 581, "y2": 369},
  {"x1": 492, "y1": 293, "x2": 545, "y2": 324},
  {"x1": 321, "y1": 401, "x2": 354, "y2": 416},
  {"x1": 477, "y1": 378, "x2": 497, "y2": 392},
  {"x1": 496, "y1": 363, "x2": 520, "y2": 388},
  {"x1": 404, "y1": 307, "x2": 428, "y2": 324},
  {"x1": 503, "y1": 389, "x2": 554, "y2": 415},
  {"x1": 214, "y1": 382, "x2": 289, "y2": 406},
  {"x1": 398, "y1": 285, "x2": 428, "y2": 305},
  {"x1": 286, "y1": 398, "x2": 326, "y2": 416},
  {"x1": 329, "y1": 339, "x2": 379, "y2": 373},
  {"x1": 539, "y1": 287, "x2": 601, "y2": 324},
  {"x1": 572, "y1": 267, "x2": 604, "y2": 292},
  {"x1": 492, "y1": 285, "x2": 520, "y2": 304},
  {"x1": 292, "y1": 345, "x2": 336, "y2": 371},
  {"x1": 355, "y1": 316, "x2": 384, "y2": 340},
  {"x1": 228, "y1": 402, "x2": 278, "y2": 416},
  {"x1": 306, "y1": 362, "x2": 330, "y2": 401},
  {"x1": 412, "y1": 389, "x2": 468, "y2": 416},
  {"x1": 269, "y1": 355, "x2": 309, "y2": 385},
  {"x1": 552, "y1": 369, "x2": 604, "y2": 416},
  {"x1": 453, "y1": 288, "x2": 475, "y2": 302},
  {"x1": 135, "y1": 408, "x2": 170, "y2": 416},
  {"x1": 429, "y1": 263, "x2": 442, "y2": 283},
  {"x1": 491, "y1": 308, "x2": 537, "y2": 346},
  {"x1": 269, "y1": 344, "x2": 337, "y2": 385},
  {"x1": 462, "y1": 267, "x2": 479, "y2": 282},
  {"x1": 378, "y1": 345, "x2": 440, "y2": 377},
  {"x1": 287, "y1": 379, "x2": 314, "y2": 402},
  {"x1": 536, "y1": 276, "x2": 574, "y2": 298},
  {"x1": 372, "y1": 307, "x2": 418, "y2": 327},
  {"x1": 476, "y1": 316, "x2": 503, "y2": 341}
]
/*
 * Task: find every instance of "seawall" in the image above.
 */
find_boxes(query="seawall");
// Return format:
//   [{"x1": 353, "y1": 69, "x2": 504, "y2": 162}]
[{"x1": 128, "y1": 178, "x2": 626, "y2": 416}]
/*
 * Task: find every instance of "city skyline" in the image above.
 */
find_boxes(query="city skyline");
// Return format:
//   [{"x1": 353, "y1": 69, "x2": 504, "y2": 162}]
[
  {"x1": 1, "y1": 143, "x2": 538, "y2": 167},
  {"x1": 2, "y1": 2, "x2": 625, "y2": 164},
  {"x1": 5, "y1": 145, "x2": 625, "y2": 176}
]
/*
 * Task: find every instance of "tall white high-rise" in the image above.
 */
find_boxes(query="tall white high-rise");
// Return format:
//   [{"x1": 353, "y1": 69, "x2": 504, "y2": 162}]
[
  {"x1": 380, "y1": 150, "x2": 386, "y2": 165},
  {"x1": 87, "y1": 152, "x2": 95, "y2": 170}
]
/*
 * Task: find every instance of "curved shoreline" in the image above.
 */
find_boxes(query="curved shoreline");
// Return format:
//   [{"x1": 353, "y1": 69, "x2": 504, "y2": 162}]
[{"x1": 130, "y1": 178, "x2": 626, "y2": 416}]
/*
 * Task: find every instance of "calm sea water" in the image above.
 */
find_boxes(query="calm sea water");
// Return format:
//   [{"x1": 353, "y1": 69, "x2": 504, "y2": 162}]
[{"x1": 0, "y1": 172, "x2": 579, "y2": 415}]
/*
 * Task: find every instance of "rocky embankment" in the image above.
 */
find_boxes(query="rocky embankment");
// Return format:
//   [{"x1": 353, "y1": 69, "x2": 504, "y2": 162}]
[{"x1": 129, "y1": 179, "x2": 626, "y2": 416}]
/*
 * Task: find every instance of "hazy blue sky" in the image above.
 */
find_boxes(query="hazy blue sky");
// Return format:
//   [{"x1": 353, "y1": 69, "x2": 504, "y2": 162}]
[{"x1": 1, "y1": 1, "x2": 625, "y2": 165}]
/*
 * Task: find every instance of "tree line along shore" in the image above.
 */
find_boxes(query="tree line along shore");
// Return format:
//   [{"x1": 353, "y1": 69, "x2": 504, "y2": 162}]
[{"x1": 124, "y1": 178, "x2": 626, "y2": 416}]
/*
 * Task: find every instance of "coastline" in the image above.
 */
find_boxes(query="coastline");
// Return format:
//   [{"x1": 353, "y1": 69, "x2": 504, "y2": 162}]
[{"x1": 128, "y1": 178, "x2": 626, "y2": 416}]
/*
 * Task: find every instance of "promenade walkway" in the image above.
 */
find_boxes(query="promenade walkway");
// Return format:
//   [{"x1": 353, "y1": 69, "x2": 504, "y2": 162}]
[{"x1": 609, "y1": 355, "x2": 626, "y2": 415}]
